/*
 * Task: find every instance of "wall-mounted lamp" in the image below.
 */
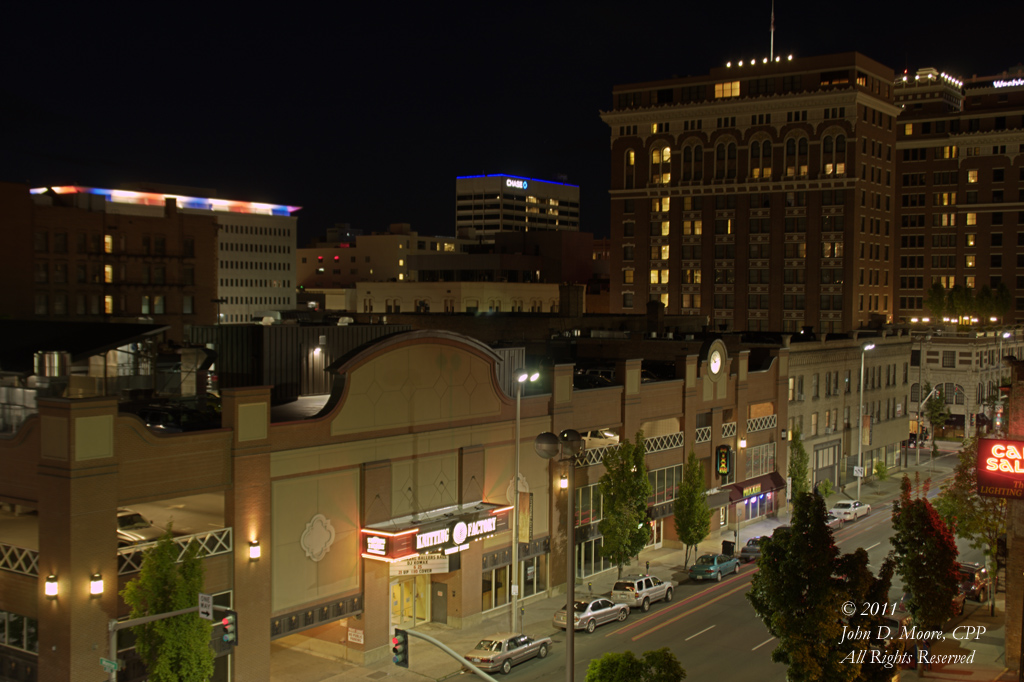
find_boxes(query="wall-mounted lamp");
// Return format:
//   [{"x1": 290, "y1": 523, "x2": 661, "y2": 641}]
[
  {"x1": 314, "y1": 334, "x2": 328, "y2": 355},
  {"x1": 739, "y1": 438, "x2": 747, "y2": 448},
  {"x1": 89, "y1": 573, "x2": 104, "y2": 596},
  {"x1": 45, "y1": 574, "x2": 58, "y2": 598},
  {"x1": 559, "y1": 474, "x2": 568, "y2": 490},
  {"x1": 249, "y1": 540, "x2": 261, "y2": 561}
]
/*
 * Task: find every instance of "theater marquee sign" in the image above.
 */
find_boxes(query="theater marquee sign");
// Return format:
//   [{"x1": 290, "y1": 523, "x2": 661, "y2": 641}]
[
  {"x1": 977, "y1": 438, "x2": 1024, "y2": 499},
  {"x1": 361, "y1": 503, "x2": 512, "y2": 562}
]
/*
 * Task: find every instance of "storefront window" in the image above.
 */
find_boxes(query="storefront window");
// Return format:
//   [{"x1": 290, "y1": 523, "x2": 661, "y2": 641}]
[
  {"x1": 482, "y1": 566, "x2": 510, "y2": 612},
  {"x1": 0, "y1": 612, "x2": 38, "y2": 653},
  {"x1": 577, "y1": 537, "x2": 611, "y2": 578},
  {"x1": 521, "y1": 555, "x2": 548, "y2": 598}
]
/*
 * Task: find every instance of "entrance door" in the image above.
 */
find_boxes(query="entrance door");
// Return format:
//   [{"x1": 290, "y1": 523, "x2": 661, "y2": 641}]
[
  {"x1": 430, "y1": 581, "x2": 447, "y2": 624},
  {"x1": 391, "y1": 576, "x2": 433, "y2": 628}
]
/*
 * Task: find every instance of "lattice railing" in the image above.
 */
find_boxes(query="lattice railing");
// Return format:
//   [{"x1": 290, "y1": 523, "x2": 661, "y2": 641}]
[
  {"x1": 695, "y1": 426, "x2": 712, "y2": 443},
  {"x1": 0, "y1": 543, "x2": 39, "y2": 577},
  {"x1": 577, "y1": 430, "x2": 685, "y2": 467},
  {"x1": 747, "y1": 414, "x2": 778, "y2": 433},
  {"x1": 721, "y1": 422, "x2": 737, "y2": 438},
  {"x1": 118, "y1": 527, "x2": 233, "y2": 575}
]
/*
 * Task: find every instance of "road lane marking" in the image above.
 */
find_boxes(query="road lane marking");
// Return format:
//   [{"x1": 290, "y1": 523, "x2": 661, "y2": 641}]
[
  {"x1": 629, "y1": 583, "x2": 749, "y2": 641},
  {"x1": 865, "y1": 542, "x2": 880, "y2": 551},
  {"x1": 685, "y1": 625, "x2": 715, "y2": 641},
  {"x1": 752, "y1": 637, "x2": 775, "y2": 651}
]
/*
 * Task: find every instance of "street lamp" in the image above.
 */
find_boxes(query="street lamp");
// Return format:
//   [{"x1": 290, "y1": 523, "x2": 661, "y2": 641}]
[
  {"x1": 535, "y1": 429, "x2": 583, "y2": 682},
  {"x1": 510, "y1": 368, "x2": 539, "y2": 634},
  {"x1": 915, "y1": 334, "x2": 932, "y2": 466},
  {"x1": 858, "y1": 343, "x2": 875, "y2": 501}
]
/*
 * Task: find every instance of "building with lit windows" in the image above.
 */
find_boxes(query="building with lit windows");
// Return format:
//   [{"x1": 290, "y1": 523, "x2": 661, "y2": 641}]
[
  {"x1": 455, "y1": 175, "x2": 580, "y2": 241},
  {"x1": 601, "y1": 52, "x2": 899, "y2": 332}
]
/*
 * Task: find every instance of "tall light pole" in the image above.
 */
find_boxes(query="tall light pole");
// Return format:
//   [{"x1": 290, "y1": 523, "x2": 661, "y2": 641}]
[
  {"x1": 536, "y1": 429, "x2": 583, "y2": 682},
  {"x1": 916, "y1": 334, "x2": 932, "y2": 466},
  {"x1": 510, "y1": 368, "x2": 539, "y2": 633},
  {"x1": 858, "y1": 342, "x2": 875, "y2": 500}
]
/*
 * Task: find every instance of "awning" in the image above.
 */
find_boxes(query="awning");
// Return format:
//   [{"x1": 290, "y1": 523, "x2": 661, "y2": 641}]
[
  {"x1": 725, "y1": 472, "x2": 787, "y2": 503},
  {"x1": 705, "y1": 489, "x2": 732, "y2": 509}
]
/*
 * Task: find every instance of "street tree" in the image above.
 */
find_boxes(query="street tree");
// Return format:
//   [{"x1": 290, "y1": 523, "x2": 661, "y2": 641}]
[
  {"x1": 925, "y1": 282, "x2": 947, "y2": 320},
  {"x1": 673, "y1": 445, "x2": 711, "y2": 567},
  {"x1": 934, "y1": 437, "x2": 1007, "y2": 614},
  {"x1": 585, "y1": 647, "x2": 686, "y2": 682},
  {"x1": 922, "y1": 382, "x2": 950, "y2": 440},
  {"x1": 598, "y1": 432, "x2": 653, "y2": 577},
  {"x1": 974, "y1": 285, "x2": 995, "y2": 321},
  {"x1": 121, "y1": 529, "x2": 215, "y2": 682},
  {"x1": 872, "y1": 459, "x2": 888, "y2": 483},
  {"x1": 787, "y1": 426, "x2": 811, "y2": 498},
  {"x1": 835, "y1": 549, "x2": 898, "y2": 682},
  {"x1": 890, "y1": 476, "x2": 960, "y2": 629},
  {"x1": 947, "y1": 284, "x2": 973, "y2": 323},
  {"x1": 747, "y1": 491, "x2": 857, "y2": 682}
]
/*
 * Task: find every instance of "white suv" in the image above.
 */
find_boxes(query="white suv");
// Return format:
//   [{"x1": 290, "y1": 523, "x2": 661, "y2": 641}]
[{"x1": 610, "y1": 574, "x2": 673, "y2": 612}]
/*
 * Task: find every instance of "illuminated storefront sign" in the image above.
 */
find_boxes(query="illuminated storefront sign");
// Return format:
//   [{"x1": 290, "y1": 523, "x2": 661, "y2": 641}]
[
  {"x1": 977, "y1": 438, "x2": 1024, "y2": 498},
  {"x1": 506, "y1": 178, "x2": 528, "y2": 189},
  {"x1": 994, "y1": 78, "x2": 1024, "y2": 88},
  {"x1": 365, "y1": 535, "x2": 388, "y2": 556},
  {"x1": 361, "y1": 506, "x2": 511, "y2": 561},
  {"x1": 742, "y1": 484, "x2": 762, "y2": 498}
]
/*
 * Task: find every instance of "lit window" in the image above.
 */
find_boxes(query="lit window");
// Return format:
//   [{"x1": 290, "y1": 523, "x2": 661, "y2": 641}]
[
  {"x1": 660, "y1": 221, "x2": 670, "y2": 236},
  {"x1": 627, "y1": 150, "x2": 635, "y2": 166},
  {"x1": 104, "y1": 235, "x2": 113, "y2": 254},
  {"x1": 661, "y1": 269, "x2": 669, "y2": 283},
  {"x1": 966, "y1": 234, "x2": 976, "y2": 246},
  {"x1": 661, "y1": 245, "x2": 670, "y2": 259},
  {"x1": 904, "y1": 123, "x2": 913, "y2": 135},
  {"x1": 661, "y1": 146, "x2": 671, "y2": 162},
  {"x1": 652, "y1": 149, "x2": 662, "y2": 164},
  {"x1": 104, "y1": 295, "x2": 113, "y2": 314},
  {"x1": 659, "y1": 293, "x2": 668, "y2": 307},
  {"x1": 650, "y1": 270, "x2": 659, "y2": 284},
  {"x1": 714, "y1": 81, "x2": 740, "y2": 98},
  {"x1": 398, "y1": 273, "x2": 404, "y2": 281},
  {"x1": 623, "y1": 269, "x2": 634, "y2": 284},
  {"x1": 965, "y1": 255, "x2": 976, "y2": 268},
  {"x1": 104, "y1": 265, "x2": 113, "y2": 283},
  {"x1": 399, "y1": 259, "x2": 404, "y2": 266},
  {"x1": 967, "y1": 169, "x2": 978, "y2": 183},
  {"x1": 966, "y1": 213, "x2": 977, "y2": 226}
]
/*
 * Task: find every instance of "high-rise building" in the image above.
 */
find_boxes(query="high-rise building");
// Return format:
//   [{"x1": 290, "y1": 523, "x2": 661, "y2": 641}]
[
  {"x1": 893, "y1": 67, "x2": 1024, "y2": 324},
  {"x1": 455, "y1": 174, "x2": 580, "y2": 241},
  {"x1": 601, "y1": 53, "x2": 899, "y2": 333}
]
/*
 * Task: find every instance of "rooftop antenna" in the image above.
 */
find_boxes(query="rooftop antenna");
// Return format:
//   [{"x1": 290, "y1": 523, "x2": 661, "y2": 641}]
[{"x1": 770, "y1": 0, "x2": 775, "y2": 62}]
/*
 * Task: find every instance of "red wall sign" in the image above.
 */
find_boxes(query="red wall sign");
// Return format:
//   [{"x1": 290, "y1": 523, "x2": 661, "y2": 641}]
[{"x1": 977, "y1": 438, "x2": 1024, "y2": 499}]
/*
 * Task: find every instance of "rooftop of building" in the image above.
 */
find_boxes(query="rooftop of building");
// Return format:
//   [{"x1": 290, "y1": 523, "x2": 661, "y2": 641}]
[{"x1": 29, "y1": 185, "x2": 301, "y2": 216}]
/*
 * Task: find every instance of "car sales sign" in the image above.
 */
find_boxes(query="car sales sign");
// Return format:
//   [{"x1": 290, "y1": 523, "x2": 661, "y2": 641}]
[{"x1": 977, "y1": 438, "x2": 1024, "y2": 499}]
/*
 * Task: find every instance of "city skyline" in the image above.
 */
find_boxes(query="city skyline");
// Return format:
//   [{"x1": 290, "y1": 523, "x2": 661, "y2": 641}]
[{"x1": 2, "y1": 3, "x2": 1021, "y2": 245}]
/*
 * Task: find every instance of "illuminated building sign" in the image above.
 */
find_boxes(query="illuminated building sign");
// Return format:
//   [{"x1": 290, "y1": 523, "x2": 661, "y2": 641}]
[
  {"x1": 743, "y1": 484, "x2": 762, "y2": 498},
  {"x1": 506, "y1": 178, "x2": 528, "y2": 190},
  {"x1": 416, "y1": 516, "x2": 497, "y2": 551},
  {"x1": 361, "y1": 506, "x2": 511, "y2": 562},
  {"x1": 716, "y1": 445, "x2": 731, "y2": 476},
  {"x1": 365, "y1": 535, "x2": 387, "y2": 555},
  {"x1": 977, "y1": 438, "x2": 1024, "y2": 498},
  {"x1": 29, "y1": 185, "x2": 300, "y2": 216},
  {"x1": 994, "y1": 79, "x2": 1024, "y2": 88}
]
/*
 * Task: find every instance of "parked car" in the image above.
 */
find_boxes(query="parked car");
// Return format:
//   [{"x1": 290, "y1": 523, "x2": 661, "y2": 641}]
[
  {"x1": 572, "y1": 373, "x2": 613, "y2": 390},
  {"x1": 553, "y1": 598, "x2": 629, "y2": 633},
  {"x1": 825, "y1": 513, "x2": 845, "y2": 530},
  {"x1": 610, "y1": 574, "x2": 673, "y2": 612},
  {"x1": 688, "y1": 553, "x2": 741, "y2": 581},
  {"x1": 829, "y1": 500, "x2": 871, "y2": 521},
  {"x1": 117, "y1": 508, "x2": 165, "y2": 546},
  {"x1": 958, "y1": 562, "x2": 991, "y2": 602},
  {"x1": 898, "y1": 587, "x2": 967, "y2": 619},
  {"x1": 739, "y1": 537, "x2": 764, "y2": 563},
  {"x1": 463, "y1": 633, "x2": 552, "y2": 674},
  {"x1": 582, "y1": 429, "x2": 620, "y2": 450}
]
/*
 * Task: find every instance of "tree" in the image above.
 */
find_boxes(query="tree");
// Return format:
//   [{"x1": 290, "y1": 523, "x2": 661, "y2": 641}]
[
  {"x1": 994, "y1": 282, "x2": 1013, "y2": 321},
  {"x1": 947, "y1": 284, "x2": 973, "y2": 324},
  {"x1": 975, "y1": 285, "x2": 994, "y2": 322},
  {"x1": 933, "y1": 437, "x2": 1007, "y2": 614},
  {"x1": 835, "y1": 549, "x2": 899, "y2": 682},
  {"x1": 121, "y1": 529, "x2": 215, "y2": 682},
  {"x1": 925, "y1": 282, "x2": 947, "y2": 320},
  {"x1": 787, "y1": 426, "x2": 811, "y2": 498},
  {"x1": 923, "y1": 382, "x2": 950, "y2": 440},
  {"x1": 747, "y1": 492, "x2": 857, "y2": 682},
  {"x1": 673, "y1": 445, "x2": 711, "y2": 567},
  {"x1": 585, "y1": 648, "x2": 686, "y2": 682},
  {"x1": 890, "y1": 476, "x2": 960, "y2": 629},
  {"x1": 598, "y1": 432, "x2": 653, "y2": 578},
  {"x1": 872, "y1": 459, "x2": 888, "y2": 483}
]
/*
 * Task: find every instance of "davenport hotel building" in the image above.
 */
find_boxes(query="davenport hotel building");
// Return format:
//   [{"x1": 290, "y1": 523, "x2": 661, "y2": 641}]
[{"x1": 0, "y1": 330, "x2": 790, "y2": 681}]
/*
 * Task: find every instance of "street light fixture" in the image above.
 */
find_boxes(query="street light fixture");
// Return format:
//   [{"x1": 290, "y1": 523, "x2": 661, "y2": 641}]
[
  {"x1": 857, "y1": 343, "x2": 875, "y2": 501},
  {"x1": 510, "y1": 368, "x2": 539, "y2": 634},
  {"x1": 535, "y1": 429, "x2": 583, "y2": 682}
]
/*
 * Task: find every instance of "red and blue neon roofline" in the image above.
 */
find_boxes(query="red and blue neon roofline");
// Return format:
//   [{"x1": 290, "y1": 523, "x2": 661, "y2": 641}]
[
  {"x1": 29, "y1": 186, "x2": 301, "y2": 216},
  {"x1": 455, "y1": 174, "x2": 578, "y2": 188}
]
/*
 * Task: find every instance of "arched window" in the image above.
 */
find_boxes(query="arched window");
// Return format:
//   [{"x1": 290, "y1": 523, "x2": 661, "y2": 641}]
[{"x1": 651, "y1": 145, "x2": 672, "y2": 185}]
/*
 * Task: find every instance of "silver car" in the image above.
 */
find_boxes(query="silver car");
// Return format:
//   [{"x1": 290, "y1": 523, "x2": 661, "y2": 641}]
[
  {"x1": 463, "y1": 633, "x2": 552, "y2": 675},
  {"x1": 117, "y1": 509, "x2": 165, "y2": 546},
  {"x1": 825, "y1": 513, "x2": 845, "y2": 530},
  {"x1": 610, "y1": 574, "x2": 673, "y2": 612},
  {"x1": 553, "y1": 598, "x2": 629, "y2": 633}
]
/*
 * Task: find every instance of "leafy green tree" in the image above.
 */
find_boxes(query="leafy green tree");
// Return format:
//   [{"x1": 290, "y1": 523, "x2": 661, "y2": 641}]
[
  {"x1": 923, "y1": 382, "x2": 950, "y2": 440},
  {"x1": 816, "y1": 479, "x2": 835, "y2": 498},
  {"x1": 585, "y1": 648, "x2": 686, "y2": 682},
  {"x1": 975, "y1": 285, "x2": 994, "y2": 321},
  {"x1": 673, "y1": 445, "x2": 711, "y2": 567},
  {"x1": 598, "y1": 432, "x2": 653, "y2": 577},
  {"x1": 121, "y1": 529, "x2": 215, "y2": 682},
  {"x1": 787, "y1": 427, "x2": 811, "y2": 498},
  {"x1": 947, "y1": 284, "x2": 973, "y2": 324},
  {"x1": 747, "y1": 492, "x2": 856, "y2": 682},
  {"x1": 925, "y1": 282, "x2": 947, "y2": 320},
  {"x1": 872, "y1": 459, "x2": 888, "y2": 483},
  {"x1": 890, "y1": 476, "x2": 960, "y2": 629},
  {"x1": 934, "y1": 437, "x2": 1007, "y2": 614},
  {"x1": 835, "y1": 550, "x2": 898, "y2": 682}
]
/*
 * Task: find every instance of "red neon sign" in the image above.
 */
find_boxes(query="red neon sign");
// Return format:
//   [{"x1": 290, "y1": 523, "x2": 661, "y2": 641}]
[{"x1": 977, "y1": 438, "x2": 1024, "y2": 499}]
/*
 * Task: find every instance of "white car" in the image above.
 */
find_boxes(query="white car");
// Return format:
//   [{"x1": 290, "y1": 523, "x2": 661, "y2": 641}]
[
  {"x1": 582, "y1": 429, "x2": 619, "y2": 450},
  {"x1": 829, "y1": 500, "x2": 871, "y2": 521}
]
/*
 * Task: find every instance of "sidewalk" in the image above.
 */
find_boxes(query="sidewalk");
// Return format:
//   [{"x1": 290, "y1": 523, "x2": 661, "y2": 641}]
[{"x1": 270, "y1": 444, "x2": 1012, "y2": 682}]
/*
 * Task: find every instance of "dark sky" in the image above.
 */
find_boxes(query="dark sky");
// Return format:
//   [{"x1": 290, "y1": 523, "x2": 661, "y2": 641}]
[{"x1": 2, "y1": 2, "x2": 1021, "y2": 245}]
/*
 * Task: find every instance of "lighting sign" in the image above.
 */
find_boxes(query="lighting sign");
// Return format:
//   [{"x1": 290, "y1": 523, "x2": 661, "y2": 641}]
[
  {"x1": 416, "y1": 517, "x2": 496, "y2": 551},
  {"x1": 716, "y1": 445, "x2": 731, "y2": 476},
  {"x1": 977, "y1": 438, "x2": 1024, "y2": 498},
  {"x1": 362, "y1": 507, "x2": 511, "y2": 561},
  {"x1": 743, "y1": 484, "x2": 762, "y2": 498},
  {"x1": 506, "y1": 178, "x2": 528, "y2": 190},
  {"x1": 365, "y1": 536, "x2": 387, "y2": 556},
  {"x1": 994, "y1": 79, "x2": 1024, "y2": 88}
]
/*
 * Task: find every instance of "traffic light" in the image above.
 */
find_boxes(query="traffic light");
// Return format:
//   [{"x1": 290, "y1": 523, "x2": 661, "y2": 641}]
[
  {"x1": 221, "y1": 610, "x2": 238, "y2": 647},
  {"x1": 392, "y1": 628, "x2": 409, "y2": 668}
]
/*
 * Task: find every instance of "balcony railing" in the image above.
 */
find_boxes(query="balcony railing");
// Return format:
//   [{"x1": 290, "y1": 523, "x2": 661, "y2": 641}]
[
  {"x1": 695, "y1": 426, "x2": 712, "y2": 443},
  {"x1": 722, "y1": 421, "x2": 737, "y2": 438},
  {"x1": 118, "y1": 527, "x2": 233, "y2": 575},
  {"x1": 747, "y1": 414, "x2": 778, "y2": 433},
  {"x1": 0, "y1": 543, "x2": 39, "y2": 577},
  {"x1": 577, "y1": 430, "x2": 685, "y2": 467}
]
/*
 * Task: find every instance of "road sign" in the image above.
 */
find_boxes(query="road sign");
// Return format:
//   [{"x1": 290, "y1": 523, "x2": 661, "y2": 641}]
[
  {"x1": 100, "y1": 657, "x2": 121, "y2": 673},
  {"x1": 199, "y1": 593, "x2": 213, "y2": 621},
  {"x1": 853, "y1": 466, "x2": 865, "y2": 478}
]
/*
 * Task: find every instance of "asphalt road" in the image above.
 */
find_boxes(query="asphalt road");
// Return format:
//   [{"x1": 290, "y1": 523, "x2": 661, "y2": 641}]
[{"x1": 487, "y1": 466, "x2": 990, "y2": 682}]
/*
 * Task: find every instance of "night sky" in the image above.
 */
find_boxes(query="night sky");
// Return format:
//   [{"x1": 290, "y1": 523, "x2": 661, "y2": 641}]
[{"x1": 2, "y1": 2, "x2": 1021, "y2": 245}]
